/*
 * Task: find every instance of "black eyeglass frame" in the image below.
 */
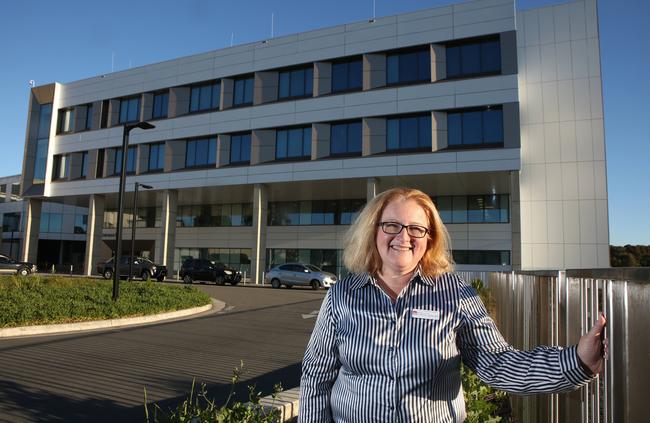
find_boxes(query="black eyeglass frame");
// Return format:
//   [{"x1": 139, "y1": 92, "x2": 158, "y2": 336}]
[{"x1": 377, "y1": 221, "x2": 430, "y2": 238}]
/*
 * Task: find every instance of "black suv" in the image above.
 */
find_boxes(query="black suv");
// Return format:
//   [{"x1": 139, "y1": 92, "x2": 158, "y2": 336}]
[
  {"x1": 180, "y1": 258, "x2": 241, "y2": 285},
  {"x1": 97, "y1": 256, "x2": 167, "y2": 282},
  {"x1": 0, "y1": 254, "x2": 35, "y2": 276}
]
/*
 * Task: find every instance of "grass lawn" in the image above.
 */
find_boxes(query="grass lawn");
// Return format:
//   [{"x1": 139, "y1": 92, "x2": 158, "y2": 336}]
[{"x1": 0, "y1": 275, "x2": 211, "y2": 328}]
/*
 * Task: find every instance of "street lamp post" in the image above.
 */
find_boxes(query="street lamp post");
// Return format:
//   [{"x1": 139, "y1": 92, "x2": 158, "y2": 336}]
[
  {"x1": 113, "y1": 121, "x2": 155, "y2": 301},
  {"x1": 129, "y1": 182, "x2": 153, "y2": 281}
]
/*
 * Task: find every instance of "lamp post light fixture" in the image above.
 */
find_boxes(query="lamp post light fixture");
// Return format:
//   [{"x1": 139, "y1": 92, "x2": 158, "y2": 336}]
[
  {"x1": 128, "y1": 182, "x2": 153, "y2": 281},
  {"x1": 113, "y1": 121, "x2": 155, "y2": 301}
]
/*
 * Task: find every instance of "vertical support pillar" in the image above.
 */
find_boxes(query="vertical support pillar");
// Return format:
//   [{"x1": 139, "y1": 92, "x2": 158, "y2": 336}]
[
  {"x1": 21, "y1": 198, "x2": 42, "y2": 264},
  {"x1": 84, "y1": 194, "x2": 106, "y2": 276},
  {"x1": 252, "y1": 184, "x2": 268, "y2": 285},
  {"x1": 510, "y1": 171, "x2": 521, "y2": 271},
  {"x1": 156, "y1": 190, "x2": 177, "y2": 271},
  {"x1": 367, "y1": 177, "x2": 379, "y2": 201}
]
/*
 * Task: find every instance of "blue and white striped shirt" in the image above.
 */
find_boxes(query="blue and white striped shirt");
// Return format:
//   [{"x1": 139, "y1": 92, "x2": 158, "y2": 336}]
[{"x1": 299, "y1": 272, "x2": 592, "y2": 422}]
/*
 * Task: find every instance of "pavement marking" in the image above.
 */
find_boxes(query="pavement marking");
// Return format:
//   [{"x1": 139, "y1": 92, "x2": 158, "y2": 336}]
[
  {"x1": 301, "y1": 310, "x2": 319, "y2": 319},
  {"x1": 218, "y1": 305, "x2": 236, "y2": 313}
]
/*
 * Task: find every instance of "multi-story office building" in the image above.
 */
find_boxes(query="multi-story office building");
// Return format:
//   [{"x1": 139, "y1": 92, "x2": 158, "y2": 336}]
[
  {"x1": 0, "y1": 175, "x2": 88, "y2": 270},
  {"x1": 17, "y1": 0, "x2": 608, "y2": 282}
]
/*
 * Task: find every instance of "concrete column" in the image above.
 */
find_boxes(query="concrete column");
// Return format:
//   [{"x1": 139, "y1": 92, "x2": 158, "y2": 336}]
[
  {"x1": 156, "y1": 190, "x2": 178, "y2": 270},
  {"x1": 141, "y1": 93, "x2": 154, "y2": 121},
  {"x1": 432, "y1": 111, "x2": 448, "y2": 152},
  {"x1": 169, "y1": 87, "x2": 190, "y2": 118},
  {"x1": 221, "y1": 78, "x2": 234, "y2": 110},
  {"x1": 314, "y1": 62, "x2": 332, "y2": 96},
  {"x1": 251, "y1": 129, "x2": 276, "y2": 165},
  {"x1": 500, "y1": 31, "x2": 518, "y2": 75},
  {"x1": 254, "y1": 71, "x2": 279, "y2": 105},
  {"x1": 430, "y1": 43, "x2": 447, "y2": 82},
  {"x1": 502, "y1": 102, "x2": 521, "y2": 148},
  {"x1": 363, "y1": 53, "x2": 386, "y2": 90},
  {"x1": 312, "y1": 123, "x2": 331, "y2": 159},
  {"x1": 362, "y1": 117, "x2": 386, "y2": 156},
  {"x1": 84, "y1": 194, "x2": 106, "y2": 276},
  {"x1": 108, "y1": 99, "x2": 121, "y2": 127},
  {"x1": 21, "y1": 198, "x2": 41, "y2": 264},
  {"x1": 217, "y1": 134, "x2": 231, "y2": 168},
  {"x1": 367, "y1": 177, "x2": 379, "y2": 200},
  {"x1": 166, "y1": 140, "x2": 186, "y2": 171},
  {"x1": 137, "y1": 144, "x2": 149, "y2": 174},
  {"x1": 251, "y1": 184, "x2": 268, "y2": 285}
]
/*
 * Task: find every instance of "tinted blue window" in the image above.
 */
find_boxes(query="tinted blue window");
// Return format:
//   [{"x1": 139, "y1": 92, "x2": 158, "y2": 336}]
[
  {"x1": 276, "y1": 130, "x2": 288, "y2": 159},
  {"x1": 186, "y1": 141, "x2": 196, "y2": 167},
  {"x1": 115, "y1": 147, "x2": 136, "y2": 174},
  {"x1": 483, "y1": 109, "x2": 503, "y2": 143},
  {"x1": 231, "y1": 134, "x2": 251, "y2": 164},
  {"x1": 196, "y1": 139, "x2": 208, "y2": 161},
  {"x1": 288, "y1": 129, "x2": 303, "y2": 157},
  {"x1": 463, "y1": 111, "x2": 483, "y2": 145},
  {"x1": 332, "y1": 59, "x2": 362, "y2": 92},
  {"x1": 305, "y1": 68, "x2": 313, "y2": 96},
  {"x1": 387, "y1": 118, "x2": 399, "y2": 150},
  {"x1": 234, "y1": 77, "x2": 253, "y2": 106},
  {"x1": 279, "y1": 72, "x2": 290, "y2": 98},
  {"x1": 461, "y1": 44, "x2": 481, "y2": 75},
  {"x1": 387, "y1": 55, "x2": 399, "y2": 84},
  {"x1": 303, "y1": 128, "x2": 311, "y2": 157},
  {"x1": 290, "y1": 70, "x2": 304, "y2": 97},
  {"x1": 208, "y1": 137, "x2": 217, "y2": 164},
  {"x1": 190, "y1": 82, "x2": 220, "y2": 112},
  {"x1": 446, "y1": 38, "x2": 501, "y2": 78},
  {"x1": 447, "y1": 107, "x2": 503, "y2": 148},
  {"x1": 387, "y1": 115, "x2": 431, "y2": 151},
  {"x1": 481, "y1": 40, "x2": 501, "y2": 72},
  {"x1": 80, "y1": 152, "x2": 89, "y2": 177},
  {"x1": 400, "y1": 117, "x2": 418, "y2": 149},
  {"x1": 119, "y1": 97, "x2": 140, "y2": 124},
  {"x1": 330, "y1": 124, "x2": 347, "y2": 155},
  {"x1": 387, "y1": 49, "x2": 430, "y2": 84},
  {"x1": 348, "y1": 122, "x2": 362, "y2": 153},
  {"x1": 85, "y1": 104, "x2": 93, "y2": 130},
  {"x1": 37, "y1": 103, "x2": 53, "y2": 138},
  {"x1": 448, "y1": 113, "x2": 462, "y2": 146},
  {"x1": 452, "y1": 196, "x2": 467, "y2": 223},
  {"x1": 152, "y1": 92, "x2": 168, "y2": 119}
]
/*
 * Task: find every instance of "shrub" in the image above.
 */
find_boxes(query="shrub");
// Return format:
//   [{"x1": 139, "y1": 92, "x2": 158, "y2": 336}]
[{"x1": 145, "y1": 362, "x2": 281, "y2": 423}]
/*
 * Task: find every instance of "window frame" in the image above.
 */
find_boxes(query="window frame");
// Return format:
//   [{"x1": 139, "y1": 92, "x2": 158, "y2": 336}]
[
  {"x1": 331, "y1": 57, "x2": 363, "y2": 94},
  {"x1": 386, "y1": 46, "x2": 431, "y2": 87},
  {"x1": 56, "y1": 108, "x2": 75, "y2": 134},
  {"x1": 185, "y1": 137, "x2": 217, "y2": 169},
  {"x1": 278, "y1": 65, "x2": 314, "y2": 101},
  {"x1": 386, "y1": 113, "x2": 433, "y2": 153},
  {"x1": 152, "y1": 91, "x2": 169, "y2": 120},
  {"x1": 147, "y1": 142, "x2": 166, "y2": 172},
  {"x1": 275, "y1": 126, "x2": 312, "y2": 161},
  {"x1": 329, "y1": 120, "x2": 362, "y2": 157},
  {"x1": 230, "y1": 132, "x2": 252, "y2": 165},
  {"x1": 189, "y1": 81, "x2": 221, "y2": 114},
  {"x1": 445, "y1": 35, "x2": 502, "y2": 80},
  {"x1": 233, "y1": 76, "x2": 254, "y2": 107},
  {"x1": 118, "y1": 96, "x2": 141, "y2": 124},
  {"x1": 446, "y1": 106, "x2": 504, "y2": 150}
]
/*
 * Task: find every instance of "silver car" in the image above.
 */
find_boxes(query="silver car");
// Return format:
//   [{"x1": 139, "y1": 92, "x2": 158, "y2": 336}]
[{"x1": 266, "y1": 263, "x2": 337, "y2": 290}]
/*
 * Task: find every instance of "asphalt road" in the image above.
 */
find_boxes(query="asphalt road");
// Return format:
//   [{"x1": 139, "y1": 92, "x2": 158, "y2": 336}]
[{"x1": 0, "y1": 283, "x2": 326, "y2": 422}]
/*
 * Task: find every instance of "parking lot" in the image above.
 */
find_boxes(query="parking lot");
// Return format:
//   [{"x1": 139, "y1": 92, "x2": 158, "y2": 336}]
[{"x1": 0, "y1": 283, "x2": 326, "y2": 422}]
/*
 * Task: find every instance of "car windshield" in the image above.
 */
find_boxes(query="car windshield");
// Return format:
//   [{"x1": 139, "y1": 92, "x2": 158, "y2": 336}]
[{"x1": 306, "y1": 264, "x2": 322, "y2": 272}]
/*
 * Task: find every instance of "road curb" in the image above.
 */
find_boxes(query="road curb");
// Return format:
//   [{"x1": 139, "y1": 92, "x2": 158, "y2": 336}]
[{"x1": 0, "y1": 298, "x2": 225, "y2": 339}]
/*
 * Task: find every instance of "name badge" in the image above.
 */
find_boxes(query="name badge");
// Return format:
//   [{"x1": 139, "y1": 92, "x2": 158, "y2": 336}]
[{"x1": 411, "y1": 308, "x2": 440, "y2": 320}]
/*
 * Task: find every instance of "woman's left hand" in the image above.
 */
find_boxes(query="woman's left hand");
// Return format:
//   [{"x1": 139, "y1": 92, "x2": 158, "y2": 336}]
[{"x1": 577, "y1": 312, "x2": 608, "y2": 375}]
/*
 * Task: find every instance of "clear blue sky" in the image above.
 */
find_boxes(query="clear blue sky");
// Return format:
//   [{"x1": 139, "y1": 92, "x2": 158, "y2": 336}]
[{"x1": 0, "y1": 0, "x2": 647, "y2": 245}]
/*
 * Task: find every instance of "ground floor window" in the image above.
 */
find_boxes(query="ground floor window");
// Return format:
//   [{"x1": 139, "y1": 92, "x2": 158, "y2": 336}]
[
  {"x1": 174, "y1": 247, "x2": 251, "y2": 275},
  {"x1": 266, "y1": 248, "x2": 345, "y2": 278}
]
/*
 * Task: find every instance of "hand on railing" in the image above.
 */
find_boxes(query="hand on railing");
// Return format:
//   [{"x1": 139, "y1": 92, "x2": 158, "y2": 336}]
[{"x1": 577, "y1": 312, "x2": 608, "y2": 375}]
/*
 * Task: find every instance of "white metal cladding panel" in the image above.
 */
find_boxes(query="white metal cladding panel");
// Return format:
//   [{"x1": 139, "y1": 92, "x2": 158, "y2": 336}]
[{"x1": 174, "y1": 227, "x2": 253, "y2": 249}]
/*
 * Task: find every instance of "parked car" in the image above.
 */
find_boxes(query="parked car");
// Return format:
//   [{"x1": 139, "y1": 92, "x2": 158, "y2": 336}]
[
  {"x1": 265, "y1": 263, "x2": 337, "y2": 290},
  {"x1": 0, "y1": 254, "x2": 36, "y2": 276},
  {"x1": 179, "y1": 258, "x2": 242, "y2": 285},
  {"x1": 97, "y1": 256, "x2": 167, "y2": 282}
]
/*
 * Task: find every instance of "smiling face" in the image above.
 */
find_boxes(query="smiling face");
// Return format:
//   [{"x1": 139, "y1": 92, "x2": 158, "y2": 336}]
[{"x1": 375, "y1": 197, "x2": 430, "y2": 277}]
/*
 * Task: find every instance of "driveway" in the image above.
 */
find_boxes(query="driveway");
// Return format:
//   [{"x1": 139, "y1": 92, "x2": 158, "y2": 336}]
[{"x1": 0, "y1": 283, "x2": 326, "y2": 422}]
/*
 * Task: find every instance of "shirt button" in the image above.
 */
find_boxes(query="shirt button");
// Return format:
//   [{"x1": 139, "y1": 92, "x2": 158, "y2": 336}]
[{"x1": 388, "y1": 347, "x2": 394, "y2": 352}]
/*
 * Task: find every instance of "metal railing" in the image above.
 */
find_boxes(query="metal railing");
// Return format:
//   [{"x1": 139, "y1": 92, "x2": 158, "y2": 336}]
[{"x1": 480, "y1": 269, "x2": 650, "y2": 423}]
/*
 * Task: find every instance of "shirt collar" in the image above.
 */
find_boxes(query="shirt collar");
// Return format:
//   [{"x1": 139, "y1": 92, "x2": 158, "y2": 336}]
[{"x1": 350, "y1": 267, "x2": 434, "y2": 290}]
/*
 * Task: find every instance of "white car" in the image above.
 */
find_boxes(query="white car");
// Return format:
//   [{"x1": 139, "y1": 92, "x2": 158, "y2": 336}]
[{"x1": 266, "y1": 263, "x2": 337, "y2": 290}]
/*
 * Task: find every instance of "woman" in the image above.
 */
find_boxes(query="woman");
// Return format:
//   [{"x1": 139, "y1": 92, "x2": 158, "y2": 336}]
[{"x1": 299, "y1": 187, "x2": 606, "y2": 422}]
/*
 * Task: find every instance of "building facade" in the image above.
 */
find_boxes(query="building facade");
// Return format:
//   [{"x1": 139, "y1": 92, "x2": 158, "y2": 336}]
[{"x1": 17, "y1": 0, "x2": 608, "y2": 281}]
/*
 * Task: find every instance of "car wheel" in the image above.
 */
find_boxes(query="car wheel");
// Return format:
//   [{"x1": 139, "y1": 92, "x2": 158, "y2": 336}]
[
  {"x1": 18, "y1": 267, "x2": 29, "y2": 277},
  {"x1": 230, "y1": 279, "x2": 239, "y2": 286},
  {"x1": 215, "y1": 275, "x2": 225, "y2": 286},
  {"x1": 183, "y1": 275, "x2": 193, "y2": 284},
  {"x1": 310, "y1": 280, "x2": 320, "y2": 290},
  {"x1": 156, "y1": 276, "x2": 165, "y2": 282},
  {"x1": 271, "y1": 278, "x2": 281, "y2": 289},
  {"x1": 103, "y1": 269, "x2": 113, "y2": 280},
  {"x1": 141, "y1": 270, "x2": 150, "y2": 282}
]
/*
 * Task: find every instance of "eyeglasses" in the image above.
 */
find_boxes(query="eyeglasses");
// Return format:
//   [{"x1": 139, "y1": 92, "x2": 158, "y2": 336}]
[{"x1": 378, "y1": 221, "x2": 429, "y2": 238}]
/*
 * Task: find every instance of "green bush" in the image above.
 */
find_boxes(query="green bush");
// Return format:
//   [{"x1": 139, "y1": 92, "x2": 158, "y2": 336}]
[
  {"x1": 462, "y1": 364, "x2": 510, "y2": 423},
  {"x1": 0, "y1": 275, "x2": 211, "y2": 327},
  {"x1": 145, "y1": 362, "x2": 281, "y2": 423}
]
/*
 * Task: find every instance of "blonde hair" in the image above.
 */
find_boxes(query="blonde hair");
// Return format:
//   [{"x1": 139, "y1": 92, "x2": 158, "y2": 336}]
[{"x1": 343, "y1": 187, "x2": 454, "y2": 277}]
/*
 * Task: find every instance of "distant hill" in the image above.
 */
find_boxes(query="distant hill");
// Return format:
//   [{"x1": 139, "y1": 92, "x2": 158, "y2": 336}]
[{"x1": 610, "y1": 245, "x2": 650, "y2": 267}]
